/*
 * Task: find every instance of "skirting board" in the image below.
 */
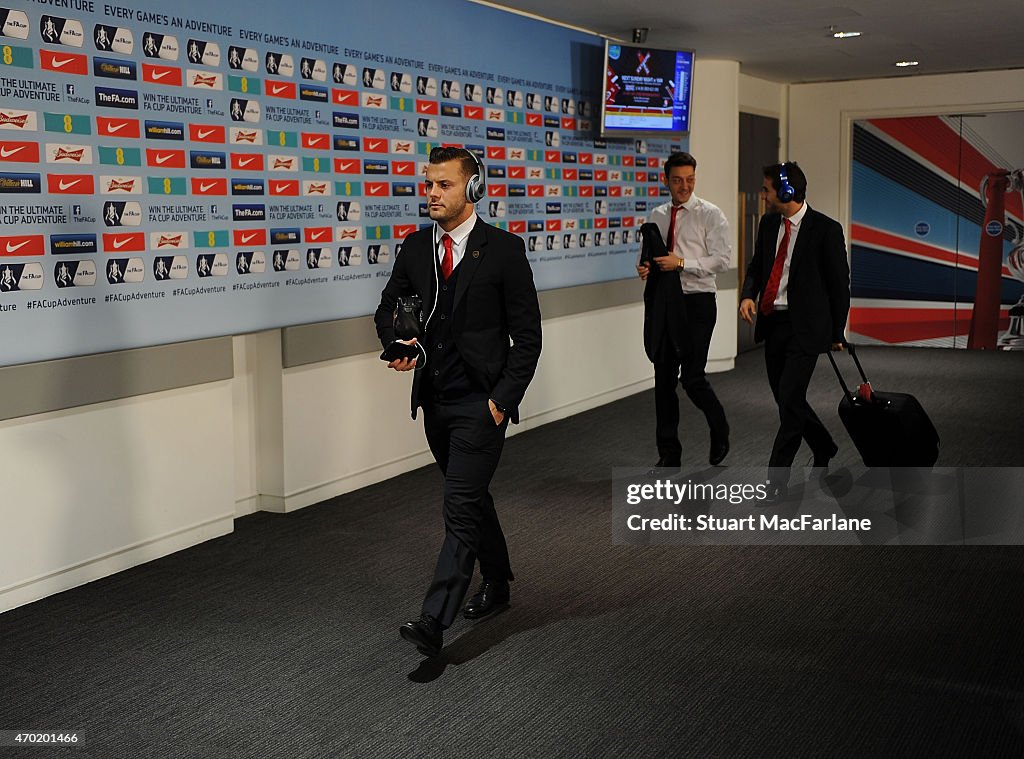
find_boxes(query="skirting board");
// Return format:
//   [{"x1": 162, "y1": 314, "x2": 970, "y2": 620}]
[{"x1": 0, "y1": 513, "x2": 234, "y2": 614}]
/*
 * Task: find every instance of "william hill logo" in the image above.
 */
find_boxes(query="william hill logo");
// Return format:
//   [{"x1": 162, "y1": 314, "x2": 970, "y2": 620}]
[
  {"x1": 486, "y1": 127, "x2": 505, "y2": 141},
  {"x1": 299, "y1": 85, "x2": 328, "y2": 103},
  {"x1": 544, "y1": 117, "x2": 560, "y2": 128},
  {"x1": 333, "y1": 136, "x2": 358, "y2": 151},
  {"x1": 333, "y1": 112, "x2": 359, "y2": 129},
  {"x1": 363, "y1": 159, "x2": 389, "y2": 175},
  {"x1": 270, "y1": 227, "x2": 300, "y2": 245},
  {"x1": 190, "y1": 151, "x2": 226, "y2": 169},
  {"x1": 232, "y1": 204, "x2": 266, "y2": 221},
  {"x1": 49, "y1": 233, "x2": 97, "y2": 254},
  {"x1": 391, "y1": 182, "x2": 415, "y2": 196},
  {"x1": 231, "y1": 179, "x2": 265, "y2": 195},
  {"x1": 528, "y1": 220, "x2": 544, "y2": 232},
  {"x1": 145, "y1": 120, "x2": 185, "y2": 140},
  {"x1": 93, "y1": 57, "x2": 137, "y2": 80}
]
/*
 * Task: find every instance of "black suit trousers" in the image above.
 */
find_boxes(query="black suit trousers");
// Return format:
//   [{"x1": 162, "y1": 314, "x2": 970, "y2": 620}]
[
  {"x1": 762, "y1": 312, "x2": 836, "y2": 468},
  {"x1": 420, "y1": 397, "x2": 512, "y2": 628},
  {"x1": 653, "y1": 292, "x2": 729, "y2": 461}
]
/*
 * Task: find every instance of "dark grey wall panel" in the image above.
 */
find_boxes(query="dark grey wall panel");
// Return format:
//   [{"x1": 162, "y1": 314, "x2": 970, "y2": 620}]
[
  {"x1": 0, "y1": 338, "x2": 234, "y2": 422},
  {"x1": 281, "y1": 274, "x2": 738, "y2": 368}
]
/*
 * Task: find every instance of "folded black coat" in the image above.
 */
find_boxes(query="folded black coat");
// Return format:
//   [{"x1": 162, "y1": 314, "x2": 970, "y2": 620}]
[{"x1": 640, "y1": 222, "x2": 690, "y2": 363}]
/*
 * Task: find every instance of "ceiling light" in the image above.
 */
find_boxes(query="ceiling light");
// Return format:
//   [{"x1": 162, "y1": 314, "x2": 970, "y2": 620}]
[
  {"x1": 895, "y1": 60, "x2": 920, "y2": 67},
  {"x1": 832, "y1": 31, "x2": 861, "y2": 39}
]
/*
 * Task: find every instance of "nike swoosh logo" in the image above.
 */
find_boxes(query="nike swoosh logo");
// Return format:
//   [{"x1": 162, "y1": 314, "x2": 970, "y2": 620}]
[
  {"x1": 106, "y1": 123, "x2": 128, "y2": 133},
  {"x1": 58, "y1": 179, "x2": 82, "y2": 190},
  {"x1": 310, "y1": 231, "x2": 327, "y2": 240},
  {"x1": 5, "y1": 240, "x2": 30, "y2": 253},
  {"x1": 272, "y1": 184, "x2": 290, "y2": 192},
  {"x1": 338, "y1": 162, "x2": 354, "y2": 171},
  {"x1": 0, "y1": 146, "x2": 24, "y2": 158},
  {"x1": 417, "y1": 103, "x2": 431, "y2": 112},
  {"x1": 199, "y1": 181, "x2": 217, "y2": 192},
  {"x1": 197, "y1": 128, "x2": 216, "y2": 139},
  {"x1": 368, "y1": 186, "x2": 384, "y2": 194},
  {"x1": 51, "y1": 57, "x2": 75, "y2": 69},
  {"x1": 238, "y1": 156, "x2": 258, "y2": 167},
  {"x1": 151, "y1": 69, "x2": 172, "y2": 80},
  {"x1": 307, "y1": 137, "x2": 326, "y2": 147},
  {"x1": 271, "y1": 84, "x2": 289, "y2": 94},
  {"x1": 240, "y1": 232, "x2": 259, "y2": 243},
  {"x1": 367, "y1": 141, "x2": 382, "y2": 150},
  {"x1": 113, "y1": 237, "x2": 133, "y2": 249},
  {"x1": 155, "y1": 153, "x2": 175, "y2": 164}
]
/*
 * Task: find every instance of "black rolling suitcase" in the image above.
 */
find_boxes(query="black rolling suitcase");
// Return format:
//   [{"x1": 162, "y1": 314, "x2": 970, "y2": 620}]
[{"x1": 826, "y1": 343, "x2": 939, "y2": 467}]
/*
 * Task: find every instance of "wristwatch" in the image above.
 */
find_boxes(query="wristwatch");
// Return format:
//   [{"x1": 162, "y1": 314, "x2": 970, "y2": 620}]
[{"x1": 677, "y1": 256, "x2": 683, "y2": 270}]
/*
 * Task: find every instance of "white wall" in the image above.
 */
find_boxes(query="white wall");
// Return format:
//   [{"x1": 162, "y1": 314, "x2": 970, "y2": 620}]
[
  {"x1": 0, "y1": 382, "x2": 235, "y2": 611},
  {"x1": 691, "y1": 59, "x2": 741, "y2": 369},
  {"x1": 237, "y1": 301, "x2": 655, "y2": 514}
]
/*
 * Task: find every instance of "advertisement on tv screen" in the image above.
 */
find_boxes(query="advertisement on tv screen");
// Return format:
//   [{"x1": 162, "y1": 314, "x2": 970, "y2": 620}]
[{"x1": 602, "y1": 43, "x2": 694, "y2": 136}]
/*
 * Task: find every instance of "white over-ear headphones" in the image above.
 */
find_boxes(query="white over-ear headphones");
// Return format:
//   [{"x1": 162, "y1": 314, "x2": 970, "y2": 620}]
[{"x1": 464, "y1": 148, "x2": 486, "y2": 204}]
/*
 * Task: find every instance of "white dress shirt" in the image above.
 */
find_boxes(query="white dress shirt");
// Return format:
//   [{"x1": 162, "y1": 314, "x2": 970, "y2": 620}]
[
  {"x1": 648, "y1": 195, "x2": 731, "y2": 293},
  {"x1": 433, "y1": 212, "x2": 478, "y2": 272},
  {"x1": 770, "y1": 201, "x2": 808, "y2": 311}
]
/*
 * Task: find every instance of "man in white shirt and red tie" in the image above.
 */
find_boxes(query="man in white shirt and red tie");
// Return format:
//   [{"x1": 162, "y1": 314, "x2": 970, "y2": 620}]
[
  {"x1": 739, "y1": 162, "x2": 850, "y2": 489},
  {"x1": 637, "y1": 151, "x2": 731, "y2": 468}
]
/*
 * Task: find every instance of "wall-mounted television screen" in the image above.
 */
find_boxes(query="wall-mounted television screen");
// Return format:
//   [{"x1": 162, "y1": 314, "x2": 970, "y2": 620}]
[{"x1": 601, "y1": 41, "x2": 695, "y2": 137}]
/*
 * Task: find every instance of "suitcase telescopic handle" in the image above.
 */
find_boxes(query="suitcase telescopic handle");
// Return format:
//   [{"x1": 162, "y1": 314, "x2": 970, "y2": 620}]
[{"x1": 827, "y1": 339, "x2": 870, "y2": 397}]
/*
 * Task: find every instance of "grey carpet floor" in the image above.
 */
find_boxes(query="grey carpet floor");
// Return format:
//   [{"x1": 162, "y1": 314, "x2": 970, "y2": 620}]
[{"x1": 1, "y1": 346, "x2": 1022, "y2": 758}]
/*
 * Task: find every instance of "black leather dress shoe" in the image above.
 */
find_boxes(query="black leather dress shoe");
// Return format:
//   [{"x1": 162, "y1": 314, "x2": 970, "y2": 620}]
[
  {"x1": 813, "y1": 443, "x2": 840, "y2": 468},
  {"x1": 709, "y1": 438, "x2": 730, "y2": 466},
  {"x1": 462, "y1": 580, "x2": 510, "y2": 620},
  {"x1": 399, "y1": 614, "x2": 442, "y2": 656}
]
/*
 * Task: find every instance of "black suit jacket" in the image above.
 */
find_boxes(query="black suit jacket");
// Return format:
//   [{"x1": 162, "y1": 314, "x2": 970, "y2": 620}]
[
  {"x1": 374, "y1": 217, "x2": 542, "y2": 421},
  {"x1": 740, "y1": 206, "x2": 851, "y2": 353}
]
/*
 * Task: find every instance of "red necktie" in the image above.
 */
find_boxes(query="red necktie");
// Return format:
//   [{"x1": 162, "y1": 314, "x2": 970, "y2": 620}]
[
  {"x1": 760, "y1": 218, "x2": 792, "y2": 315},
  {"x1": 440, "y1": 233, "x2": 453, "y2": 280},
  {"x1": 666, "y1": 205, "x2": 682, "y2": 253}
]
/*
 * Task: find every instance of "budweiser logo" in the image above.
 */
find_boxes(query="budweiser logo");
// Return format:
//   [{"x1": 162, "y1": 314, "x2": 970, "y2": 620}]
[
  {"x1": 54, "y1": 148, "x2": 85, "y2": 161},
  {"x1": 0, "y1": 113, "x2": 29, "y2": 127}
]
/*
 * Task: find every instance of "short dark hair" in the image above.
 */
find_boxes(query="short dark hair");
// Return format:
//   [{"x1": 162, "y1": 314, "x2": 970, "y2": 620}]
[
  {"x1": 429, "y1": 146, "x2": 479, "y2": 180},
  {"x1": 763, "y1": 161, "x2": 807, "y2": 203},
  {"x1": 663, "y1": 151, "x2": 697, "y2": 179}
]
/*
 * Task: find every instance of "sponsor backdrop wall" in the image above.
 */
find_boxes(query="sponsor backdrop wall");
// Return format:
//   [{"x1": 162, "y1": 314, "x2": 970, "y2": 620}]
[{"x1": 0, "y1": 0, "x2": 682, "y2": 367}]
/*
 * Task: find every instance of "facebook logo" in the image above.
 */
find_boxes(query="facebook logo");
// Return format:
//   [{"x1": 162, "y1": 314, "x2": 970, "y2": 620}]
[{"x1": 66, "y1": 84, "x2": 76, "y2": 95}]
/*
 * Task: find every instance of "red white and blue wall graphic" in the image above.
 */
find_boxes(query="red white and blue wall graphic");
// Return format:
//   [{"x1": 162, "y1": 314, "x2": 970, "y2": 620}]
[{"x1": 851, "y1": 115, "x2": 1024, "y2": 350}]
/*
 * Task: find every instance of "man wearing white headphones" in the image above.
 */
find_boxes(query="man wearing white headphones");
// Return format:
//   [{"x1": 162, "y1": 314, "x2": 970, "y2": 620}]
[
  {"x1": 740, "y1": 162, "x2": 850, "y2": 490},
  {"x1": 375, "y1": 146, "x2": 542, "y2": 657}
]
